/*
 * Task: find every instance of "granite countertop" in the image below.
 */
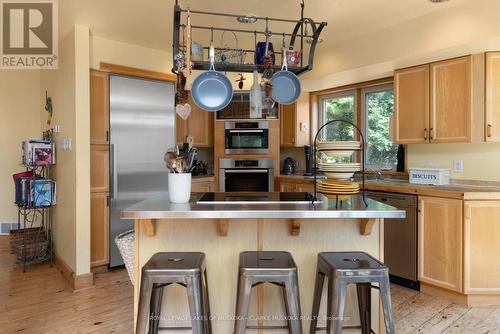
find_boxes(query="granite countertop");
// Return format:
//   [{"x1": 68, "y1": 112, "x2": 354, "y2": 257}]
[{"x1": 121, "y1": 192, "x2": 405, "y2": 220}]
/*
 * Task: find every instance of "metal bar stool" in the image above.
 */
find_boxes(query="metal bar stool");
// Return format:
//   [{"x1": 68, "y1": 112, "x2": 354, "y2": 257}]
[
  {"x1": 136, "y1": 252, "x2": 212, "y2": 334},
  {"x1": 234, "y1": 251, "x2": 302, "y2": 334},
  {"x1": 310, "y1": 252, "x2": 395, "y2": 334}
]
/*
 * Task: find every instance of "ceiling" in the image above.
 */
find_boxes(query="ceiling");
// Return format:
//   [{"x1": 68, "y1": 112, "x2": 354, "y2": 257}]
[{"x1": 60, "y1": 0, "x2": 471, "y2": 52}]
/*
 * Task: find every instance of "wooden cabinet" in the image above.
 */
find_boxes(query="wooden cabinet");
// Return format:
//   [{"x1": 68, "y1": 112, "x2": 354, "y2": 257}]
[
  {"x1": 176, "y1": 94, "x2": 214, "y2": 147},
  {"x1": 418, "y1": 196, "x2": 463, "y2": 292},
  {"x1": 393, "y1": 65, "x2": 429, "y2": 144},
  {"x1": 280, "y1": 92, "x2": 310, "y2": 147},
  {"x1": 192, "y1": 177, "x2": 215, "y2": 192},
  {"x1": 90, "y1": 146, "x2": 109, "y2": 193},
  {"x1": 90, "y1": 70, "x2": 109, "y2": 145},
  {"x1": 486, "y1": 52, "x2": 500, "y2": 142},
  {"x1": 393, "y1": 54, "x2": 484, "y2": 144},
  {"x1": 463, "y1": 201, "x2": 500, "y2": 294},
  {"x1": 276, "y1": 178, "x2": 314, "y2": 193},
  {"x1": 430, "y1": 56, "x2": 472, "y2": 143},
  {"x1": 90, "y1": 192, "x2": 109, "y2": 267},
  {"x1": 279, "y1": 181, "x2": 299, "y2": 192},
  {"x1": 90, "y1": 70, "x2": 110, "y2": 268}
]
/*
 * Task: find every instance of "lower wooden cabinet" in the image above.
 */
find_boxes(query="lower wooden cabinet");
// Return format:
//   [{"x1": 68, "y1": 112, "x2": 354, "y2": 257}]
[
  {"x1": 91, "y1": 192, "x2": 109, "y2": 268},
  {"x1": 192, "y1": 177, "x2": 215, "y2": 192},
  {"x1": 418, "y1": 196, "x2": 463, "y2": 292},
  {"x1": 277, "y1": 179, "x2": 314, "y2": 192},
  {"x1": 464, "y1": 201, "x2": 500, "y2": 294}
]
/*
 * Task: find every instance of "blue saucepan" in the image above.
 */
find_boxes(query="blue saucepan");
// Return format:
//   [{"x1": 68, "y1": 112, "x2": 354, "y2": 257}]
[
  {"x1": 191, "y1": 43, "x2": 233, "y2": 112},
  {"x1": 270, "y1": 48, "x2": 301, "y2": 105}
]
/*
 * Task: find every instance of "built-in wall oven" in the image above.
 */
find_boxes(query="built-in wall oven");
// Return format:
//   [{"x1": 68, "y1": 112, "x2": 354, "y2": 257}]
[
  {"x1": 225, "y1": 121, "x2": 269, "y2": 154},
  {"x1": 220, "y1": 158, "x2": 274, "y2": 192}
]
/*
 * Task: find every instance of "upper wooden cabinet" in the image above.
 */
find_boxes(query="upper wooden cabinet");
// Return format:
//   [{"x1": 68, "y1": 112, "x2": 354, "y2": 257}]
[
  {"x1": 394, "y1": 64, "x2": 430, "y2": 144},
  {"x1": 176, "y1": 94, "x2": 214, "y2": 147},
  {"x1": 430, "y1": 56, "x2": 472, "y2": 143},
  {"x1": 280, "y1": 92, "x2": 310, "y2": 147},
  {"x1": 393, "y1": 54, "x2": 485, "y2": 144},
  {"x1": 418, "y1": 196, "x2": 463, "y2": 293},
  {"x1": 486, "y1": 52, "x2": 500, "y2": 142},
  {"x1": 90, "y1": 70, "x2": 109, "y2": 145}
]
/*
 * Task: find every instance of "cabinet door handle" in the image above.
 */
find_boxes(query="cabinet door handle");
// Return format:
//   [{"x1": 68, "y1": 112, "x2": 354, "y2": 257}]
[
  {"x1": 487, "y1": 124, "x2": 493, "y2": 138},
  {"x1": 430, "y1": 128, "x2": 434, "y2": 140},
  {"x1": 424, "y1": 128, "x2": 428, "y2": 141}
]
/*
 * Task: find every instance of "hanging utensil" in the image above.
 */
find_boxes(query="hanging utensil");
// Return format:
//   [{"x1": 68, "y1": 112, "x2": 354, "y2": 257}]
[
  {"x1": 183, "y1": 9, "x2": 193, "y2": 91},
  {"x1": 236, "y1": 73, "x2": 246, "y2": 89},
  {"x1": 191, "y1": 28, "x2": 233, "y2": 112},
  {"x1": 270, "y1": 35, "x2": 301, "y2": 105}
]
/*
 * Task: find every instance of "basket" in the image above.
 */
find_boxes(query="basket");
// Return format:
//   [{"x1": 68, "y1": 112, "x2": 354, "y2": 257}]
[
  {"x1": 215, "y1": 31, "x2": 246, "y2": 64},
  {"x1": 9, "y1": 227, "x2": 45, "y2": 254},
  {"x1": 14, "y1": 239, "x2": 49, "y2": 263},
  {"x1": 115, "y1": 229, "x2": 135, "y2": 285}
]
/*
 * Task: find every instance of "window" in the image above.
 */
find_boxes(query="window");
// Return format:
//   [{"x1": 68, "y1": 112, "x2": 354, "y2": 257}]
[
  {"x1": 362, "y1": 85, "x2": 398, "y2": 168},
  {"x1": 317, "y1": 82, "x2": 399, "y2": 171},
  {"x1": 319, "y1": 91, "x2": 356, "y2": 141}
]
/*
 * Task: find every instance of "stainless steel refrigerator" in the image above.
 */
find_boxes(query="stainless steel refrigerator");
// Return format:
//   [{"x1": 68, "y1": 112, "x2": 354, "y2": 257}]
[{"x1": 109, "y1": 75, "x2": 175, "y2": 267}]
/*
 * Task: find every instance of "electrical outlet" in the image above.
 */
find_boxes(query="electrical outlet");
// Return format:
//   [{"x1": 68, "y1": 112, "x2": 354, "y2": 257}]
[
  {"x1": 300, "y1": 122, "x2": 309, "y2": 132},
  {"x1": 53, "y1": 125, "x2": 60, "y2": 133},
  {"x1": 453, "y1": 160, "x2": 463, "y2": 172}
]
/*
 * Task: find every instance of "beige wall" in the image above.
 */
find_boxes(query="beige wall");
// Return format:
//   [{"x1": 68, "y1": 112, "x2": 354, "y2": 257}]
[
  {"x1": 305, "y1": 0, "x2": 500, "y2": 182},
  {"x1": 90, "y1": 35, "x2": 172, "y2": 73},
  {"x1": 302, "y1": 0, "x2": 500, "y2": 91},
  {"x1": 40, "y1": 25, "x2": 90, "y2": 275},
  {"x1": 407, "y1": 143, "x2": 500, "y2": 182},
  {"x1": 0, "y1": 71, "x2": 41, "y2": 223}
]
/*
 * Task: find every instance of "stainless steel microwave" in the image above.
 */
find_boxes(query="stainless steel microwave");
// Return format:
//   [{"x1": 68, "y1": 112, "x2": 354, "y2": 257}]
[{"x1": 225, "y1": 121, "x2": 269, "y2": 154}]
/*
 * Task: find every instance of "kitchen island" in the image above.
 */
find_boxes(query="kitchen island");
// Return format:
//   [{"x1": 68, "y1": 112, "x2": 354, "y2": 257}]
[{"x1": 122, "y1": 192, "x2": 405, "y2": 334}]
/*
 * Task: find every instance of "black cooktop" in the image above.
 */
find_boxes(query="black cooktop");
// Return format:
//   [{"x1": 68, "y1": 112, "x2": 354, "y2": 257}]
[{"x1": 197, "y1": 192, "x2": 319, "y2": 205}]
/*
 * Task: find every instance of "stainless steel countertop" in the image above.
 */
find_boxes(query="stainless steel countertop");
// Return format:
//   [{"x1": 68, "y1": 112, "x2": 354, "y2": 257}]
[{"x1": 121, "y1": 192, "x2": 406, "y2": 220}]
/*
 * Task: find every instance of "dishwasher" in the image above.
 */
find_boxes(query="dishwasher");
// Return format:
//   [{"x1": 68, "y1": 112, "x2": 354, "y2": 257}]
[{"x1": 365, "y1": 191, "x2": 420, "y2": 290}]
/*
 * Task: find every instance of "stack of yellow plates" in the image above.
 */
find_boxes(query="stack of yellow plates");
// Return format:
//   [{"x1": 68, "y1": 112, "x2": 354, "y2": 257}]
[{"x1": 316, "y1": 180, "x2": 360, "y2": 195}]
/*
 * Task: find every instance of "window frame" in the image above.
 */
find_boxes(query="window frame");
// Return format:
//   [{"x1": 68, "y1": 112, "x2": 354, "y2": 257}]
[
  {"x1": 360, "y1": 83, "x2": 397, "y2": 170},
  {"x1": 318, "y1": 90, "x2": 358, "y2": 141}
]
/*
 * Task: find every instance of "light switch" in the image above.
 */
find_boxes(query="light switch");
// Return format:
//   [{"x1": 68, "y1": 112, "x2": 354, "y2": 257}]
[
  {"x1": 453, "y1": 160, "x2": 463, "y2": 172},
  {"x1": 60, "y1": 138, "x2": 72, "y2": 151},
  {"x1": 300, "y1": 122, "x2": 309, "y2": 132}
]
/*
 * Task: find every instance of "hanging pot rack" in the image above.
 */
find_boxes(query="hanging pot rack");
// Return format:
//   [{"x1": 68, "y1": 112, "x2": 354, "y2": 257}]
[{"x1": 172, "y1": 0, "x2": 327, "y2": 76}]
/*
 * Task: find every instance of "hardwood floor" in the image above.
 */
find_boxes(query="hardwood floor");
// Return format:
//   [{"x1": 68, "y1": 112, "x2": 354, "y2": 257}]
[
  {"x1": 0, "y1": 236, "x2": 133, "y2": 334},
  {"x1": 0, "y1": 236, "x2": 499, "y2": 333}
]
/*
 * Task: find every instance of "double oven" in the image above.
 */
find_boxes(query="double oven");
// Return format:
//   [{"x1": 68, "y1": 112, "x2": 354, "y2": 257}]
[{"x1": 220, "y1": 119, "x2": 273, "y2": 192}]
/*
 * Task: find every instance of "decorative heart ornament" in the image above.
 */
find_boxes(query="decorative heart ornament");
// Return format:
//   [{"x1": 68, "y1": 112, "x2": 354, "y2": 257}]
[{"x1": 176, "y1": 103, "x2": 192, "y2": 120}]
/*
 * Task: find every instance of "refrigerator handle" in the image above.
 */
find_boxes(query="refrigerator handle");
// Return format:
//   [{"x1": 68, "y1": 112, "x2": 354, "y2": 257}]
[{"x1": 110, "y1": 143, "x2": 118, "y2": 199}]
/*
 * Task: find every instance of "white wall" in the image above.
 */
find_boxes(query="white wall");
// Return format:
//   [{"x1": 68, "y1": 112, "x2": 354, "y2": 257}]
[{"x1": 0, "y1": 71, "x2": 41, "y2": 223}]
